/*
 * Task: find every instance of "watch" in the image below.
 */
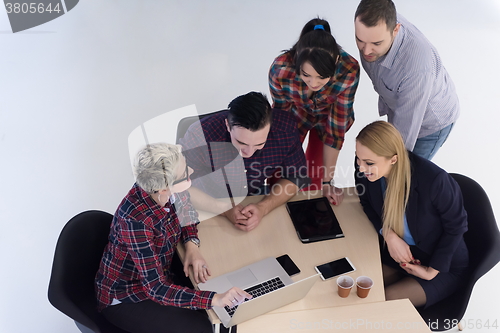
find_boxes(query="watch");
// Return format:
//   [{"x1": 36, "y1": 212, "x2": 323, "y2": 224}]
[
  {"x1": 322, "y1": 179, "x2": 335, "y2": 187},
  {"x1": 187, "y1": 238, "x2": 200, "y2": 247}
]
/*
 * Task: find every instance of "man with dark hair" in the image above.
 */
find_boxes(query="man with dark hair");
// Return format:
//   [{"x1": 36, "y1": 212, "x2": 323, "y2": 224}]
[
  {"x1": 179, "y1": 91, "x2": 309, "y2": 231},
  {"x1": 354, "y1": 0, "x2": 459, "y2": 160},
  {"x1": 226, "y1": 92, "x2": 273, "y2": 132}
]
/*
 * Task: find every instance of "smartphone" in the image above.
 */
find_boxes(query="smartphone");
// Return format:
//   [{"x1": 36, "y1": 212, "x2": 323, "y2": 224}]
[
  {"x1": 276, "y1": 254, "x2": 301, "y2": 277},
  {"x1": 315, "y1": 257, "x2": 356, "y2": 280}
]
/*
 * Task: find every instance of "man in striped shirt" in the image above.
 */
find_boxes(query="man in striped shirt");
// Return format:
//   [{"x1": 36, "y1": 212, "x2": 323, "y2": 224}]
[{"x1": 354, "y1": 0, "x2": 459, "y2": 160}]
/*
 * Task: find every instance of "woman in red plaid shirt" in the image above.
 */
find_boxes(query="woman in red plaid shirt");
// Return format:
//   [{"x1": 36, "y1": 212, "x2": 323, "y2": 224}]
[
  {"x1": 269, "y1": 18, "x2": 360, "y2": 206},
  {"x1": 95, "y1": 143, "x2": 250, "y2": 333}
]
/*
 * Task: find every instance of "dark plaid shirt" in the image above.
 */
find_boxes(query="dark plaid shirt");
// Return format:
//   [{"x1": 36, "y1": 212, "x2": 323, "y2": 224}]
[
  {"x1": 179, "y1": 110, "x2": 308, "y2": 197},
  {"x1": 269, "y1": 49, "x2": 359, "y2": 150},
  {"x1": 95, "y1": 183, "x2": 215, "y2": 311}
]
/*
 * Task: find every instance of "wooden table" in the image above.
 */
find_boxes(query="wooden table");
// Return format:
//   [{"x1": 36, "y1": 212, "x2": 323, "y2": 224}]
[
  {"x1": 179, "y1": 188, "x2": 385, "y2": 323},
  {"x1": 237, "y1": 298, "x2": 431, "y2": 332}
]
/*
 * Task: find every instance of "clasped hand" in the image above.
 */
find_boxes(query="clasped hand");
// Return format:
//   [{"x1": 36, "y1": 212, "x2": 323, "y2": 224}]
[
  {"x1": 385, "y1": 230, "x2": 439, "y2": 280},
  {"x1": 400, "y1": 262, "x2": 439, "y2": 280},
  {"x1": 385, "y1": 230, "x2": 414, "y2": 264},
  {"x1": 223, "y1": 203, "x2": 264, "y2": 232}
]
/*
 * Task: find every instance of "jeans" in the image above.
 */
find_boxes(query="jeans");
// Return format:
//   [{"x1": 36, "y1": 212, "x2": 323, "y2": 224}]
[{"x1": 412, "y1": 123, "x2": 454, "y2": 160}]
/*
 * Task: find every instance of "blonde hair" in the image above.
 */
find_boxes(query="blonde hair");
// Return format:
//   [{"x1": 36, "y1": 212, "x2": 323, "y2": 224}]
[
  {"x1": 356, "y1": 121, "x2": 411, "y2": 238},
  {"x1": 134, "y1": 143, "x2": 182, "y2": 194}
]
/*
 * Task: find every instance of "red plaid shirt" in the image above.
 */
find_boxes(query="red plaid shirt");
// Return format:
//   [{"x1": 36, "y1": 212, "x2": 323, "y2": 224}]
[
  {"x1": 95, "y1": 183, "x2": 215, "y2": 311},
  {"x1": 269, "y1": 49, "x2": 360, "y2": 150}
]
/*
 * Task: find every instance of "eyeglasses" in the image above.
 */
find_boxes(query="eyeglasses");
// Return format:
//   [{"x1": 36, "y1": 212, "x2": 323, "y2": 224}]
[{"x1": 172, "y1": 162, "x2": 190, "y2": 185}]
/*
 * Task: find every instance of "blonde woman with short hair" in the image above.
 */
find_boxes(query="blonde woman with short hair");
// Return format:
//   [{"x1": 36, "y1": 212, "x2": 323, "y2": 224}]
[
  {"x1": 354, "y1": 121, "x2": 468, "y2": 308},
  {"x1": 95, "y1": 143, "x2": 251, "y2": 333}
]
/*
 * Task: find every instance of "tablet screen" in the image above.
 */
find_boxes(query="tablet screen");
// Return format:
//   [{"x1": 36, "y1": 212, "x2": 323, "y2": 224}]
[{"x1": 286, "y1": 197, "x2": 344, "y2": 243}]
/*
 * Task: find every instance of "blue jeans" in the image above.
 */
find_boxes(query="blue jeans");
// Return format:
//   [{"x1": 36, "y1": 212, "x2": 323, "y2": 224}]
[{"x1": 412, "y1": 123, "x2": 454, "y2": 160}]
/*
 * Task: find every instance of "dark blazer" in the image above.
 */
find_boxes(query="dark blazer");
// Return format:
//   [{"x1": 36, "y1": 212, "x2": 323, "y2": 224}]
[{"x1": 355, "y1": 152, "x2": 468, "y2": 273}]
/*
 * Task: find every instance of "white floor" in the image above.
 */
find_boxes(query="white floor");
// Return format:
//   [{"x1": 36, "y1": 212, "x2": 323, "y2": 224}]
[{"x1": 1, "y1": 1, "x2": 499, "y2": 332}]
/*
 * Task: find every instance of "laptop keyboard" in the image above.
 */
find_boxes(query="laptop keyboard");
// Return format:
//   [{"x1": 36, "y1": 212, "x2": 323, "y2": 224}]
[{"x1": 224, "y1": 277, "x2": 285, "y2": 317}]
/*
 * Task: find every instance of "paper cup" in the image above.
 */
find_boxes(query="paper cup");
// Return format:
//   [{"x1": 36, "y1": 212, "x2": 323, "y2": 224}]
[
  {"x1": 356, "y1": 276, "x2": 373, "y2": 298},
  {"x1": 337, "y1": 275, "x2": 354, "y2": 298}
]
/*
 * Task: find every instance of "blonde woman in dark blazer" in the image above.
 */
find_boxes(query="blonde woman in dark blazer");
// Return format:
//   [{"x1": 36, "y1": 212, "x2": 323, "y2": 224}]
[{"x1": 354, "y1": 121, "x2": 468, "y2": 308}]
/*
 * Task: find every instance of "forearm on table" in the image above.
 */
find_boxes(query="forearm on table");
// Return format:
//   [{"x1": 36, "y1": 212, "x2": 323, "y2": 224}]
[
  {"x1": 257, "y1": 179, "x2": 299, "y2": 216},
  {"x1": 184, "y1": 238, "x2": 199, "y2": 253},
  {"x1": 187, "y1": 186, "x2": 229, "y2": 215}
]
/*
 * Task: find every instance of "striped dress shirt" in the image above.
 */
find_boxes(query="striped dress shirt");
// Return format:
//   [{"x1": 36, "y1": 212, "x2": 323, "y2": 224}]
[{"x1": 361, "y1": 14, "x2": 460, "y2": 151}]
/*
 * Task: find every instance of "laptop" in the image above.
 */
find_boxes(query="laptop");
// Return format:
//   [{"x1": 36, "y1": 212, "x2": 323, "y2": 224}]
[{"x1": 198, "y1": 257, "x2": 320, "y2": 328}]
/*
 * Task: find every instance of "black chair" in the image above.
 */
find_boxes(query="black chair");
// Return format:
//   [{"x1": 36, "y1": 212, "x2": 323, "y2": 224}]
[
  {"x1": 48, "y1": 210, "x2": 128, "y2": 333},
  {"x1": 417, "y1": 173, "x2": 500, "y2": 331},
  {"x1": 176, "y1": 109, "x2": 225, "y2": 143}
]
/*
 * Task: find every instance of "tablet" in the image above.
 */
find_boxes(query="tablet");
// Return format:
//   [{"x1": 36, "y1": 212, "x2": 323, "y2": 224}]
[{"x1": 286, "y1": 197, "x2": 344, "y2": 243}]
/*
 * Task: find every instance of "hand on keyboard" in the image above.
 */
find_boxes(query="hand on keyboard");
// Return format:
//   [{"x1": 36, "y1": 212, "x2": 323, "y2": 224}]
[
  {"x1": 224, "y1": 277, "x2": 285, "y2": 316},
  {"x1": 211, "y1": 287, "x2": 252, "y2": 308}
]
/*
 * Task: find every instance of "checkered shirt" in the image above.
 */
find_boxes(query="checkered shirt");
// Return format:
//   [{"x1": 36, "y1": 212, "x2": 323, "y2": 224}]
[
  {"x1": 269, "y1": 49, "x2": 360, "y2": 150},
  {"x1": 95, "y1": 183, "x2": 215, "y2": 311},
  {"x1": 179, "y1": 110, "x2": 309, "y2": 197}
]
